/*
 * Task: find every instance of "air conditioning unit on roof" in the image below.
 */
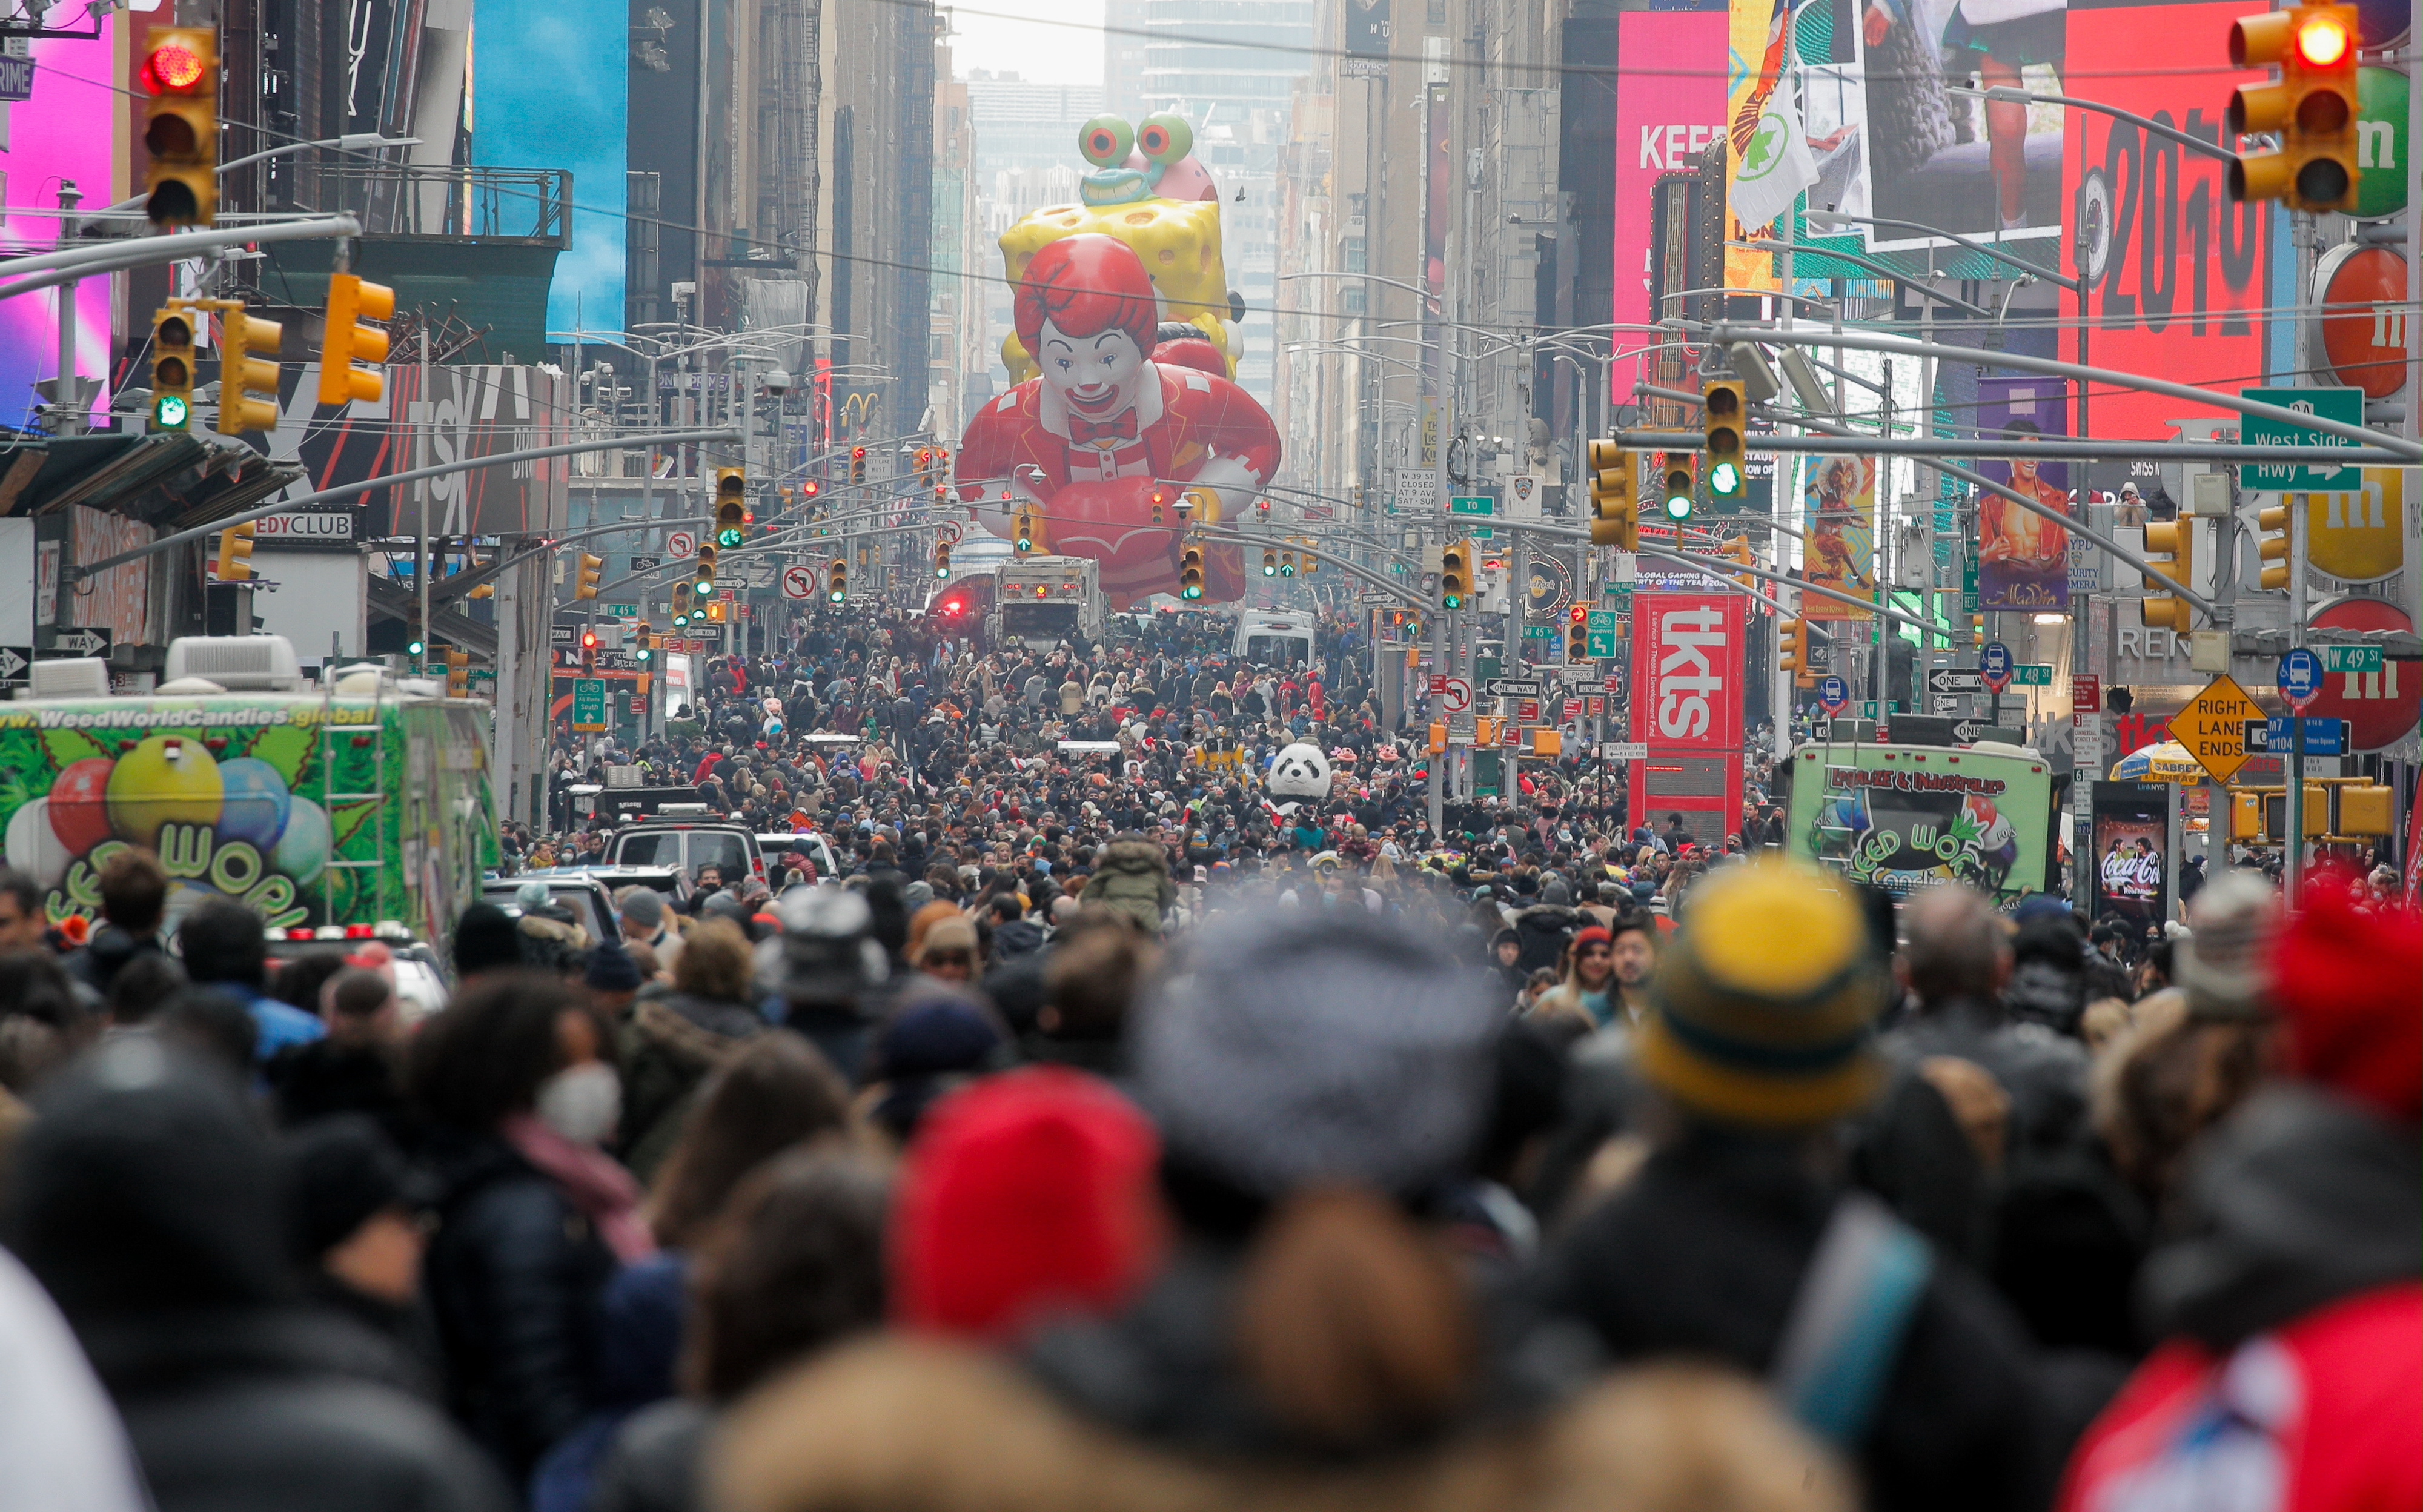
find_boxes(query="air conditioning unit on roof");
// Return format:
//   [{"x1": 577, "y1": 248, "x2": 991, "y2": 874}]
[{"x1": 164, "y1": 635, "x2": 305, "y2": 691}]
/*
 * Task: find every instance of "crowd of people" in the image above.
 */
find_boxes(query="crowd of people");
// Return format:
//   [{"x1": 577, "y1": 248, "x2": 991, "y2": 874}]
[{"x1": 0, "y1": 598, "x2": 2413, "y2": 1512}]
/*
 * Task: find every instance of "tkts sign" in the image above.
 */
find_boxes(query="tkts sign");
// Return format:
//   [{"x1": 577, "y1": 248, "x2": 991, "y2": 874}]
[{"x1": 1628, "y1": 592, "x2": 1747, "y2": 849}]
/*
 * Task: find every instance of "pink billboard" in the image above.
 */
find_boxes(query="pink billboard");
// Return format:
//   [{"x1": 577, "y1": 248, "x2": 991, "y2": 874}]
[
  {"x1": 1611, "y1": 8, "x2": 1728, "y2": 402},
  {"x1": 0, "y1": 21, "x2": 119, "y2": 430}
]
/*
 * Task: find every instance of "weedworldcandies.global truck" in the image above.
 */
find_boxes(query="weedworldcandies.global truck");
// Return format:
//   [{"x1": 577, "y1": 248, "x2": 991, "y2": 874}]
[
  {"x1": 1783, "y1": 733, "x2": 2057, "y2": 907},
  {"x1": 0, "y1": 639, "x2": 497, "y2": 946}
]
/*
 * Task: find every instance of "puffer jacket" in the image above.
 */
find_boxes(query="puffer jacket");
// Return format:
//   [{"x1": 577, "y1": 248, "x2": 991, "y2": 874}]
[
  {"x1": 617, "y1": 993, "x2": 763, "y2": 1181},
  {"x1": 712, "y1": 1335, "x2": 1851, "y2": 1512},
  {"x1": 1510, "y1": 904, "x2": 1581, "y2": 976},
  {"x1": 1088, "y1": 841, "x2": 1175, "y2": 934}
]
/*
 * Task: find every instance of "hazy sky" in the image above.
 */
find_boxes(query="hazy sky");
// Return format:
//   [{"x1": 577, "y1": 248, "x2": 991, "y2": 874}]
[{"x1": 947, "y1": 0, "x2": 1107, "y2": 87}]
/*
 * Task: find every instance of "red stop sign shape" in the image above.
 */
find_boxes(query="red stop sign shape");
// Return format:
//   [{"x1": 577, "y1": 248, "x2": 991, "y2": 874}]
[{"x1": 2305, "y1": 597, "x2": 2417, "y2": 752}]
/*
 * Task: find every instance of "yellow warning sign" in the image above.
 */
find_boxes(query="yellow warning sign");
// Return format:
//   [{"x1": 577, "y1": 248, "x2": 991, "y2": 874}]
[{"x1": 2178, "y1": 675, "x2": 2261, "y2": 784}]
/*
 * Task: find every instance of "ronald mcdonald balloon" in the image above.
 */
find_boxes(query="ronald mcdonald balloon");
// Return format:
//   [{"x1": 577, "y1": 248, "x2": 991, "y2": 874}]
[{"x1": 956, "y1": 232, "x2": 1281, "y2": 608}]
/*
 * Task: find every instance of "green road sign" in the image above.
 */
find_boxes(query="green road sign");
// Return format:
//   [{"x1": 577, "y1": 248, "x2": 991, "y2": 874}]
[
  {"x1": 571, "y1": 678, "x2": 611, "y2": 732},
  {"x1": 2322, "y1": 645, "x2": 2384, "y2": 673},
  {"x1": 1961, "y1": 539, "x2": 1980, "y2": 614},
  {"x1": 606, "y1": 603, "x2": 638, "y2": 618},
  {"x1": 1586, "y1": 609, "x2": 1620, "y2": 660},
  {"x1": 1448, "y1": 496, "x2": 1494, "y2": 515},
  {"x1": 2014, "y1": 663, "x2": 2053, "y2": 687},
  {"x1": 2243, "y1": 387, "x2": 2364, "y2": 492},
  {"x1": 1521, "y1": 624, "x2": 1557, "y2": 639}
]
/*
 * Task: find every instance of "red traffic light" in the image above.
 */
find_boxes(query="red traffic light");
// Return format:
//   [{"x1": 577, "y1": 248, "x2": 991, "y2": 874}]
[
  {"x1": 2293, "y1": 10, "x2": 2350, "y2": 64},
  {"x1": 580, "y1": 629, "x2": 599, "y2": 651},
  {"x1": 142, "y1": 43, "x2": 208, "y2": 93},
  {"x1": 802, "y1": 480, "x2": 820, "y2": 499},
  {"x1": 1569, "y1": 603, "x2": 1589, "y2": 625},
  {"x1": 851, "y1": 446, "x2": 866, "y2": 460}
]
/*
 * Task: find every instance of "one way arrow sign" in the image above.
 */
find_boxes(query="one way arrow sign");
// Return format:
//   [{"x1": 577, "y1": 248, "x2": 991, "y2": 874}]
[
  {"x1": 0, "y1": 646, "x2": 29, "y2": 683},
  {"x1": 1926, "y1": 668, "x2": 1983, "y2": 694},
  {"x1": 50, "y1": 629, "x2": 112, "y2": 658}
]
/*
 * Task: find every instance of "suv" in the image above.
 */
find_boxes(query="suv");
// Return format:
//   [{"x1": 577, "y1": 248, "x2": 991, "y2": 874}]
[
  {"x1": 608, "y1": 815, "x2": 763, "y2": 886},
  {"x1": 755, "y1": 831, "x2": 841, "y2": 879},
  {"x1": 480, "y1": 872, "x2": 624, "y2": 947}
]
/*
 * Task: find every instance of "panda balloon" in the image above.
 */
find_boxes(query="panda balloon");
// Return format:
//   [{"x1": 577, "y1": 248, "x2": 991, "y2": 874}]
[{"x1": 1263, "y1": 742, "x2": 1334, "y2": 820}]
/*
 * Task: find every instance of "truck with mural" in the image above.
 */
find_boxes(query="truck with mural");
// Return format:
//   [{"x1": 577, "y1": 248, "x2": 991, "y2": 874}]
[
  {"x1": 0, "y1": 651, "x2": 498, "y2": 949},
  {"x1": 1783, "y1": 737, "x2": 2057, "y2": 907}
]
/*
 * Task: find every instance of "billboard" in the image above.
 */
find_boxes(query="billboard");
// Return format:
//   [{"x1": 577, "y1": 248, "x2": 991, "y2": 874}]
[
  {"x1": 0, "y1": 20, "x2": 118, "y2": 430},
  {"x1": 274, "y1": 365, "x2": 572, "y2": 537},
  {"x1": 1343, "y1": 0, "x2": 1391, "y2": 75},
  {"x1": 1628, "y1": 592, "x2": 1748, "y2": 848},
  {"x1": 1800, "y1": 455, "x2": 1876, "y2": 620},
  {"x1": 472, "y1": 0, "x2": 626, "y2": 336},
  {"x1": 1789, "y1": 743, "x2": 2055, "y2": 905},
  {"x1": 2090, "y1": 781, "x2": 2173, "y2": 926},
  {"x1": 1974, "y1": 376, "x2": 2072, "y2": 611},
  {"x1": 1613, "y1": 9, "x2": 1728, "y2": 396},
  {"x1": 2061, "y1": 1, "x2": 2267, "y2": 440}
]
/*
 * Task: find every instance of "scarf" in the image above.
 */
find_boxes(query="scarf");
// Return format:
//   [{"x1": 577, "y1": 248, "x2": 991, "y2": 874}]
[{"x1": 500, "y1": 1114, "x2": 658, "y2": 1264}]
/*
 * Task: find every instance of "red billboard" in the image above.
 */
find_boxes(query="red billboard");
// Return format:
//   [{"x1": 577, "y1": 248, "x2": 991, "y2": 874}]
[
  {"x1": 1628, "y1": 592, "x2": 1748, "y2": 849},
  {"x1": 2063, "y1": 1, "x2": 2270, "y2": 441},
  {"x1": 1611, "y1": 8, "x2": 1729, "y2": 399}
]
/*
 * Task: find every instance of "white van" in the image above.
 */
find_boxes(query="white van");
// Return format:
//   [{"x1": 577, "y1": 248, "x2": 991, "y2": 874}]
[{"x1": 1231, "y1": 610, "x2": 1317, "y2": 669}]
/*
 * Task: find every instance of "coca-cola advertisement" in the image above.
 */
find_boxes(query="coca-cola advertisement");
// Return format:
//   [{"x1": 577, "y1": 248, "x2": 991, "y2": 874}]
[{"x1": 1627, "y1": 592, "x2": 1746, "y2": 849}]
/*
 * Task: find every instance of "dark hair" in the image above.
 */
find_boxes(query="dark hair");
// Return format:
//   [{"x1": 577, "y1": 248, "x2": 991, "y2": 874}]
[
  {"x1": 161, "y1": 986, "x2": 262, "y2": 1077},
  {"x1": 98, "y1": 849, "x2": 168, "y2": 933},
  {"x1": 178, "y1": 900, "x2": 268, "y2": 990},
  {"x1": 683, "y1": 1146, "x2": 890, "y2": 1404},
  {"x1": 0, "y1": 866, "x2": 41, "y2": 921},
  {"x1": 408, "y1": 972, "x2": 606, "y2": 1132},
  {"x1": 1041, "y1": 914, "x2": 1156, "y2": 1042},
  {"x1": 106, "y1": 951, "x2": 187, "y2": 1026},
  {"x1": 650, "y1": 1032, "x2": 854, "y2": 1250},
  {"x1": 271, "y1": 950, "x2": 350, "y2": 1012},
  {"x1": 0, "y1": 950, "x2": 82, "y2": 1030},
  {"x1": 1608, "y1": 911, "x2": 1657, "y2": 949}
]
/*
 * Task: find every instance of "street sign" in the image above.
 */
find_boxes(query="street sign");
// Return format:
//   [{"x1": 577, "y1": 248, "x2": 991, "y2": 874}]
[
  {"x1": 1980, "y1": 641, "x2": 2013, "y2": 694},
  {"x1": 606, "y1": 603, "x2": 637, "y2": 618},
  {"x1": 780, "y1": 564, "x2": 817, "y2": 600},
  {"x1": 2013, "y1": 663, "x2": 2053, "y2": 687},
  {"x1": 2321, "y1": 644, "x2": 2385, "y2": 674},
  {"x1": 1927, "y1": 668, "x2": 1984, "y2": 694},
  {"x1": 2278, "y1": 647, "x2": 2325, "y2": 711},
  {"x1": 1818, "y1": 675, "x2": 1850, "y2": 715},
  {"x1": 1438, "y1": 677, "x2": 1474, "y2": 715},
  {"x1": 666, "y1": 530, "x2": 697, "y2": 560},
  {"x1": 2242, "y1": 386, "x2": 2365, "y2": 492},
  {"x1": 2248, "y1": 717, "x2": 2348, "y2": 756},
  {"x1": 1605, "y1": 668, "x2": 1629, "y2": 703},
  {"x1": 1485, "y1": 677, "x2": 1544, "y2": 698},
  {"x1": 549, "y1": 625, "x2": 578, "y2": 647},
  {"x1": 1519, "y1": 699, "x2": 1541, "y2": 723},
  {"x1": 50, "y1": 629, "x2": 111, "y2": 658},
  {"x1": 631, "y1": 554, "x2": 661, "y2": 571},
  {"x1": 2178, "y1": 674, "x2": 2262, "y2": 783},
  {"x1": 2072, "y1": 674, "x2": 2101, "y2": 715},
  {"x1": 936, "y1": 519, "x2": 964, "y2": 546},
  {"x1": 1585, "y1": 609, "x2": 1619, "y2": 660},
  {"x1": 1562, "y1": 697, "x2": 1582, "y2": 723},
  {"x1": 1448, "y1": 496, "x2": 1494, "y2": 516},
  {"x1": 1606, "y1": 741, "x2": 1648, "y2": 760},
  {"x1": 0, "y1": 646, "x2": 29, "y2": 683},
  {"x1": 571, "y1": 678, "x2": 611, "y2": 732}
]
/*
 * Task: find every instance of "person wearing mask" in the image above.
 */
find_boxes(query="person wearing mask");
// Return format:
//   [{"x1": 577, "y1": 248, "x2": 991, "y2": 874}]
[
  {"x1": 180, "y1": 898, "x2": 324, "y2": 1061},
  {"x1": 1537, "y1": 861, "x2": 2054, "y2": 1512},
  {"x1": 413, "y1": 974, "x2": 654, "y2": 1487},
  {"x1": 5, "y1": 1035, "x2": 508, "y2": 1511}
]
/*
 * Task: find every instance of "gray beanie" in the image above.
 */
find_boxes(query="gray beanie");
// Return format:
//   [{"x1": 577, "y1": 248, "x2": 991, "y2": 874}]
[
  {"x1": 1539, "y1": 875, "x2": 1572, "y2": 907},
  {"x1": 1133, "y1": 905, "x2": 1497, "y2": 1198},
  {"x1": 619, "y1": 887, "x2": 667, "y2": 930}
]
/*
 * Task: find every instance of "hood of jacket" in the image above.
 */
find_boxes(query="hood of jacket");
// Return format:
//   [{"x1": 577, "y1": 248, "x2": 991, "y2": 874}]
[
  {"x1": 2140, "y1": 1083, "x2": 2422, "y2": 1350},
  {"x1": 1094, "y1": 841, "x2": 1170, "y2": 885}
]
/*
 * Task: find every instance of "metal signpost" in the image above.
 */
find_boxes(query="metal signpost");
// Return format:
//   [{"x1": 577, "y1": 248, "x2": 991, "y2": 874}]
[
  {"x1": 1980, "y1": 640, "x2": 2012, "y2": 729},
  {"x1": 2277, "y1": 648, "x2": 2324, "y2": 905}
]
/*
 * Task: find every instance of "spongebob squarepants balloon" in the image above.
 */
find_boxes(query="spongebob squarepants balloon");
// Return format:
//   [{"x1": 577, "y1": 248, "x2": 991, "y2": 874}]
[{"x1": 958, "y1": 116, "x2": 1283, "y2": 609}]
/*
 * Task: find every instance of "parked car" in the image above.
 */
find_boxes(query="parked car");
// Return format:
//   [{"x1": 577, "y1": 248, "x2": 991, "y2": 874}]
[
  {"x1": 563, "y1": 864, "x2": 693, "y2": 911},
  {"x1": 607, "y1": 816, "x2": 763, "y2": 885},
  {"x1": 755, "y1": 831, "x2": 841, "y2": 879}
]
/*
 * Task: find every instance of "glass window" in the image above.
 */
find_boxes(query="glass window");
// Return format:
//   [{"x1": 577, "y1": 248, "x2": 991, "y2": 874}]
[
  {"x1": 692, "y1": 834, "x2": 752, "y2": 877},
  {"x1": 615, "y1": 831, "x2": 675, "y2": 866}
]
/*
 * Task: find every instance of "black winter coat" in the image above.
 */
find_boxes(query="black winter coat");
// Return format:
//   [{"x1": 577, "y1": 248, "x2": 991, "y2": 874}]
[{"x1": 421, "y1": 1129, "x2": 621, "y2": 1483}]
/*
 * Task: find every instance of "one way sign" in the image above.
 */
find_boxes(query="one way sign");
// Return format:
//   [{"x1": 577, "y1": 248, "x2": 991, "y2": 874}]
[
  {"x1": 0, "y1": 646, "x2": 30, "y2": 683},
  {"x1": 50, "y1": 629, "x2": 111, "y2": 658}
]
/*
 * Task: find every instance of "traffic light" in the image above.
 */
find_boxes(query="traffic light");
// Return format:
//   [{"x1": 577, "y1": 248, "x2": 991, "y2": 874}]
[
  {"x1": 801, "y1": 478, "x2": 821, "y2": 506},
  {"x1": 1440, "y1": 539, "x2": 1471, "y2": 610},
  {"x1": 2256, "y1": 502, "x2": 2291, "y2": 591},
  {"x1": 704, "y1": 600, "x2": 727, "y2": 623},
  {"x1": 850, "y1": 446, "x2": 867, "y2": 484},
  {"x1": 672, "y1": 581, "x2": 694, "y2": 625},
  {"x1": 214, "y1": 521, "x2": 256, "y2": 582},
  {"x1": 406, "y1": 637, "x2": 426, "y2": 662},
  {"x1": 827, "y1": 557, "x2": 849, "y2": 603},
  {"x1": 1586, "y1": 440, "x2": 1639, "y2": 549},
  {"x1": 1014, "y1": 506, "x2": 1046, "y2": 554},
  {"x1": 1299, "y1": 543, "x2": 1318, "y2": 575},
  {"x1": 1719, "y1": 533, "x2": 1755, "y2": 589},
  {"x1": 574, "y1": 553, "x2": 603, "y2": 599},
  {"x1": 2229, "y1": 2, "x2": 2361, "y2": 211},
  {"x1": 694, "y1": 544, "x2": 717, "y2": 592},
  {"x1": 2141, "y1": 520, "x2": 2195, "y2": 631},
  {"x1": 1702, "y1": 380, "x2": 1747, "y2": 499},
  {"x1": 1279, "y1": 550, "x2": 1298, "y2": 579},
  {"x1": 714, "y1": 468, "x2": 747, "y2": 548},
  {"x1": 1179, "y1": 542, "x2": 1206, "y2": 600},
  {"x1": 1262, "y1": 548, "x2": 1278, "y2": 577},
  {"x1": 444, "y1": 648, "x2": 470, "y2": 697},
  {"x1": 215, "y1": 303, "x2": 283, "y2": 436},
  {"x1": 634, "y1": 622, "x2": 654, "y2": 663},
  {"x1": 1779, "y1": 617, "x2": 1818, "y2": 687},
  {"x1": 151, "y1": 304, "x2": 197, "y2": 431},
  {"x1": 317, "y1": 273, "x2": 395, "y2": 406},
  {"x1": 1566, "y1": 603, "x2": 1590, "y2": 663},
  {"x1": 579, "y1": 628, "x2": 599, "y2": 672},
  {"x1": 1658, "y1": 453, "x2": 1695, "y2": 522},
  {"x1": 933, "y1": 542, "x2": 952, "y2": 578},
  {"x1": 139, "y1": 27, "x2": 217, "y2": 226}
]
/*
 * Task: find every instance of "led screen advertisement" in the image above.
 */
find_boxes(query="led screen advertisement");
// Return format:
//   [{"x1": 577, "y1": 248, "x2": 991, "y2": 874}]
[
  {"x1": 1612, "y1": 8, "x2": 1728, "y2": 397},
  {"x1": 2090, "y1": 780, "x2": 2172, "y2": 925},
  {"x1": 0, "y1": 21, "x2": 118, "y2": 431},
  {"x1": 472, "y1": 0, "x2": 625, "y2": 337}
]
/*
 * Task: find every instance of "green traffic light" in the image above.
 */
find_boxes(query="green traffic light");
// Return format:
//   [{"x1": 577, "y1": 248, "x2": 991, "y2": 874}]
[
  {"x1": 406, "y1": 639, "x2": 426, "y2": 657},
  {"x1": 935, "y1": 565, "x2": 950, "y2": 579},
  {"x1": 1663, "y1": 492, "x2": 1693, "y2": 522},
  {"x1": 154, "y1": 393, "x2": 190, "y2": 429},
  {"x1": 1709, "y1": 461, "x2": 1742, "y2": 497},
  {"x1": 716, "y1": 527, "x2": 744, "y2": 549},
  {"x1": 1444, "y1": 593, "x2": 1464, "y2": 609}
]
